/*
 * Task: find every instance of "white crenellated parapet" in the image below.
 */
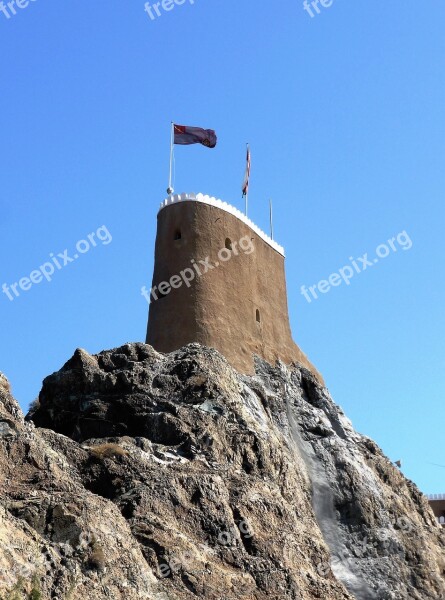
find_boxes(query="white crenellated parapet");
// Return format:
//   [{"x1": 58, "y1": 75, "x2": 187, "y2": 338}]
[
  {"x1": 427, "y1": 494, "x2": 445, "y2": 501},
  {"x1": 160, "y1": 192, "x2": 285, "y2": 256}
]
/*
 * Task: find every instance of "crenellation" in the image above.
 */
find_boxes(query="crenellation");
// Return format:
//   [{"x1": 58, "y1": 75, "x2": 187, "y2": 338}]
[{"x1": 160, "y1": 192, "x2": 285, "y2": 256}]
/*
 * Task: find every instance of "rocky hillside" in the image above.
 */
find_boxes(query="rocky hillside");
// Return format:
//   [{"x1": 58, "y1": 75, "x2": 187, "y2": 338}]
[{"x1": 0, "y1": 343, "x2": 444, "y2": 599}]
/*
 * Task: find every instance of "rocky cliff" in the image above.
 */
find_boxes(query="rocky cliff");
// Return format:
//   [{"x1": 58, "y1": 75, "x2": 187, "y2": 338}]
[{"x1": 0, "y1": 343, "x2": 444, "y2": 599}]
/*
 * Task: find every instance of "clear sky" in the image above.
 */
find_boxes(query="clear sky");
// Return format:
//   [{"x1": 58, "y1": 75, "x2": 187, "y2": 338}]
[{"x1": 0, "y1": 0, "x2": 444, "y2": 494}]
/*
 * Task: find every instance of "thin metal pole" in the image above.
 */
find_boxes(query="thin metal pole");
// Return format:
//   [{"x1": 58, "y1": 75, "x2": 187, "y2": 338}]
[
  {"x1": 245, "y1": 143, "x2": 249, "y2": 217},
  {"x1": 167, "y1": 121, "x2": 174, "y2": 195},
  {"x1": 269, "y1": 199, "x2": 274, "y2": 240}
]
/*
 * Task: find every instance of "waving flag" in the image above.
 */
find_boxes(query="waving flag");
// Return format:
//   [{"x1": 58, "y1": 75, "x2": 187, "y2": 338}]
[
  {"x1": 173, "y1": 124, "x2": 217, "y2": 148},
  {"x1": 242, "y1": 144, "x2": 251, "y2": 197}
]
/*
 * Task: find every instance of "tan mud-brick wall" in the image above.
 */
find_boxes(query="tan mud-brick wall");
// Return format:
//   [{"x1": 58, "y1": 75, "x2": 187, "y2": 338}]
[{"x1": 146, "y1": 198, "x2": 321, "y2": 380}]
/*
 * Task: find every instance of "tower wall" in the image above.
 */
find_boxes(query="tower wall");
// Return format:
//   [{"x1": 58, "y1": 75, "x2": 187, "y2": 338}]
[{"x1": 146, "y1": 194, "x2": 321, "y2": 380}]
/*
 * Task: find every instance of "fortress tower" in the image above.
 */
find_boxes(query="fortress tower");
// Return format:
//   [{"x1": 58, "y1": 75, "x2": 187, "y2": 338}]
[{"x1": 145, "y1": 193, "x2": 321, "y2": 380}]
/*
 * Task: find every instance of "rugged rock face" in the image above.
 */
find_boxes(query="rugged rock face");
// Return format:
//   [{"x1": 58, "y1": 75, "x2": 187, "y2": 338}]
[{"x1": 0, "y1": 343, "x2": 444, "y2": 599}]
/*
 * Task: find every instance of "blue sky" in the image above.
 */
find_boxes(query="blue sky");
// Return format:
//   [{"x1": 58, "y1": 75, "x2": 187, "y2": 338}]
[{"x1": 0, "y1": 0, "x2": 444, "y2": 494}]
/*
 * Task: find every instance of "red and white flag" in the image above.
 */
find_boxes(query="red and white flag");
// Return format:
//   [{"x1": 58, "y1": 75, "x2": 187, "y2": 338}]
[
  {"x1": 173, "y1": 124, "x2": 217, "y2": 148},
  {"x1": 242, "y1": 145, "x2": 251, "y2": 197}
]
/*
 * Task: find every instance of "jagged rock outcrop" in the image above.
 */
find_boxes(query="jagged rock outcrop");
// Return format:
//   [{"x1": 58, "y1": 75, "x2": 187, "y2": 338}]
[{"x1": 0, "y1": 343, "x2": 444, "y2": 599}]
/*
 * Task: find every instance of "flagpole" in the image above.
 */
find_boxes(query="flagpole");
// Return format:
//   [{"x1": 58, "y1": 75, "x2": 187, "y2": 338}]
[
  {"x1": 245, "y1": 143, "x2": 249, "y2": 217},
  {"x1": 269, "y1": 199, "x2": 274, "y2": 240},
  {"x1": 167, "y1": 121, "x2": 174, "y2": 195}
]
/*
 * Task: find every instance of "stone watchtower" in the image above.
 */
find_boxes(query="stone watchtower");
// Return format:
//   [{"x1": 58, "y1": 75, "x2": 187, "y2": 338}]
[{"x1": 145, "y1": 193, "x2": 321, "y2": 380}]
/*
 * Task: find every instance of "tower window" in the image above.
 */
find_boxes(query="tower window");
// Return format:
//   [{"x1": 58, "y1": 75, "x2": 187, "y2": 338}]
[
  {"x1": 225, "y1": 238, "x2": 232, "y2": 250},
  {"x1": 174, "y1": 230, "x2": 182, "y2": 240},
  {"x1": 256, "y1": 309, "x2": 261, "y2": 323}
]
